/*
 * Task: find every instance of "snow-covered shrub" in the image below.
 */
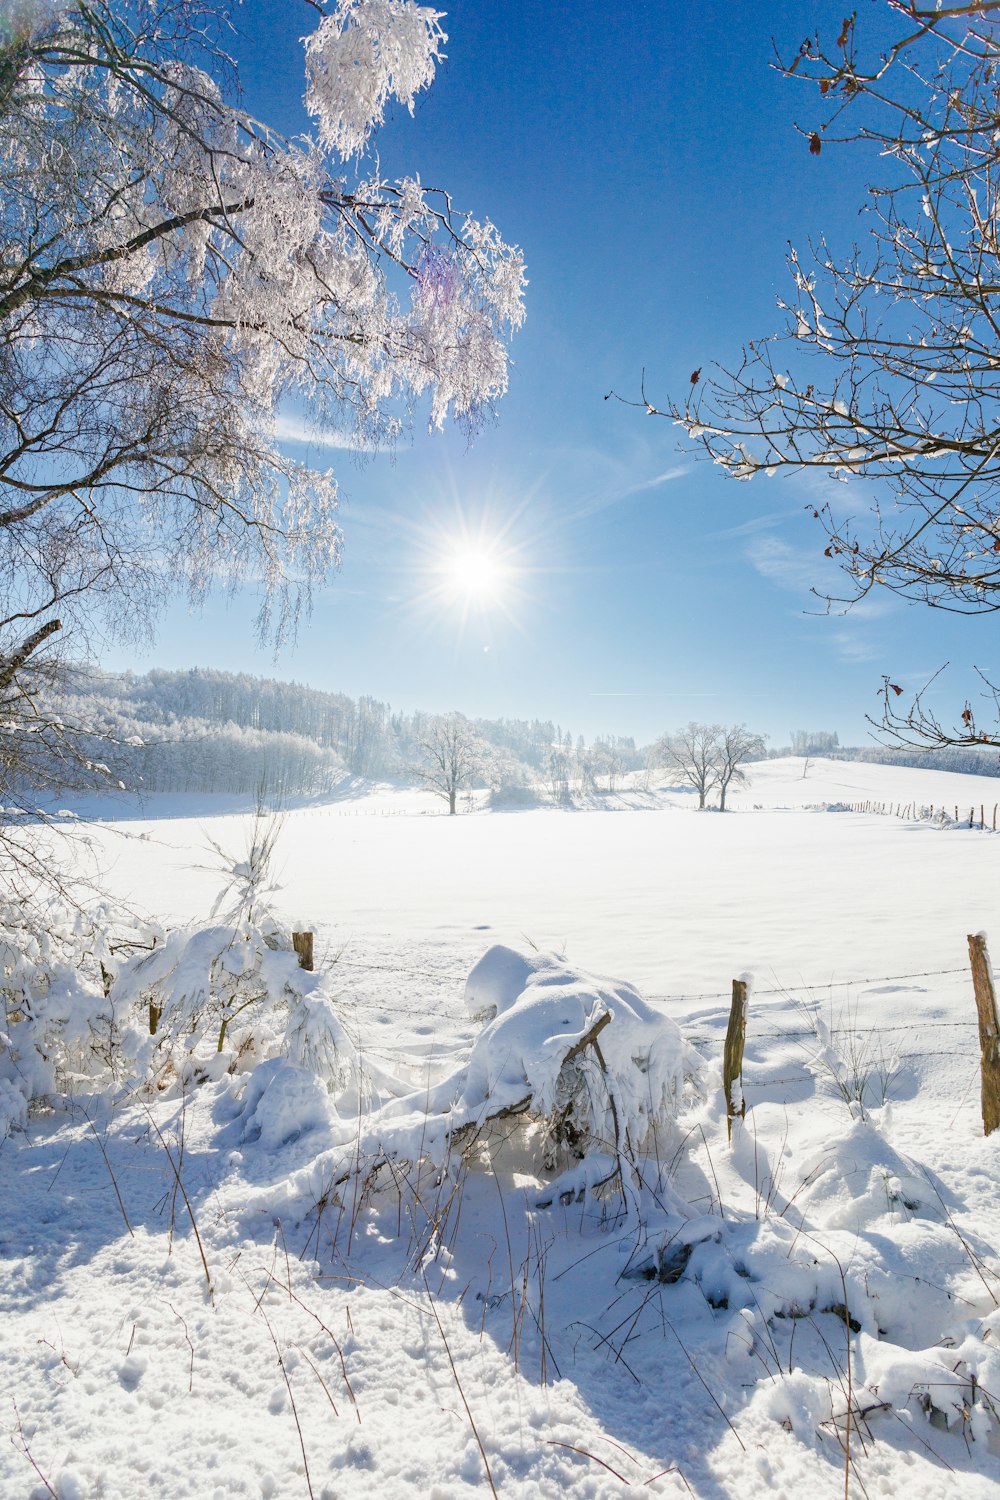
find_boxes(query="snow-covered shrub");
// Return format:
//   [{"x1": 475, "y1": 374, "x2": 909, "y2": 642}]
[
  {"x1": 456, "y1": 946, "x2": 697, "y2": 1166},
  {"x1": 0, "y1": 897, "x2": 117, "y2": 1136},
  {"x1": 110, "y1": 810, "x2": 362, "y2": 1098},
  {"x1": 243, "y1": 946, "x2": 701, "y2": 1230}
]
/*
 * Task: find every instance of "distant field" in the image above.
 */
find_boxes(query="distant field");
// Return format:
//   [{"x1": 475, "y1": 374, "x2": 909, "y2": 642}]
[{"x1": 82, "y1": 756, "x2": 1000, "y2": 1003}]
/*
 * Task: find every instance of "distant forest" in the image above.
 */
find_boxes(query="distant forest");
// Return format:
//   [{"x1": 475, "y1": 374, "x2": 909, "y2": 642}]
[
  {"x1": 52, "y1": 667, "x2": 644, "y2": 799},
  {"x1": 43, "y1": 668, "x2": 1000, "y2": 799}
]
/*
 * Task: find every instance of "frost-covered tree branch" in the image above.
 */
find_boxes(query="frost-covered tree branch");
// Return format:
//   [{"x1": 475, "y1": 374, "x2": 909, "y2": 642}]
[
  {"x1": 620, "y1": 1, "x2": 1000, "y2": 747},
  {"x1": 0, "y1": 0, "x2": 525, "y2": 676},
  {"x1": 0, "y1": 0, "x2": 524, "y2": 860},
  {"x1": 640, "y1": 2, "x2": 1000, "y2": 612}
]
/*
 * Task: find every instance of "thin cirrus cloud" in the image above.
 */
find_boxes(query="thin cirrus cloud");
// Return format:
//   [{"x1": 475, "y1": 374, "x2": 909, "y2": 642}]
[
  {"x1": 564, "y1": 463, "x2": 690, "y2": 525},
  {"x1": 588, "y1": 691, "x2": 717, "y2": 698},
  {"x1": 744, "y1": 535, "x2": 824, "y2": 596},
  {"x1": 828, "y1": 629, "x2": 883, "y2": 665},
  {"x1": 272, "y1": 413, "x2": 377, "y2": 452},
  {"x1": 746, "y1": 535, "x2": 895, "y2": 618}
]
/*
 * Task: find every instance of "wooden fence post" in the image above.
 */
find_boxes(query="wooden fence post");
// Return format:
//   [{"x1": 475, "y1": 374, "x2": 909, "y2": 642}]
[
  {"x1": 723, "y1": 978, "x2": 748, "y2": 1142},
  {"x1": 292, "y1": 931, "x2": 314, "y2": 972},
  {"x1": 968, "y1": 933, "x2": 1000, "y2": 1136}
]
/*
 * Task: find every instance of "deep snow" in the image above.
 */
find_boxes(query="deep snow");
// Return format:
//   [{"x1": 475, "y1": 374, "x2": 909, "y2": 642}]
[{"x1": 3, "y1": 757, "x2": 1000, "y2": 1499}]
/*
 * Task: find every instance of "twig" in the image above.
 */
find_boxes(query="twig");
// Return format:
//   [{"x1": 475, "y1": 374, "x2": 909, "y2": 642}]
[
  {"x1": 255, "y1": 1297, "x2": 316, "y2": 1500},
  {"x1": 662, "y1": 1313, "x2": 746, "y2": 1450},
  {"x1": 87, "y1": 1120, "x2": 134, "y2": 1236},
  {"x1": 421, "y1": 1270, "x2": 498, "y2": 1499},
  {"x1": 546, "y1": 1439, "x2": 630, "y2": 1483},
  {"x1": 143, "y1": 1107, "x2": 213, "y2": 1297},
  {"x1": 11, "y1": 1399, "x2": 59, "y2": 1499},
  {"x1": 159, "y1": 1299, "x2": 194, "y2": 1393}
]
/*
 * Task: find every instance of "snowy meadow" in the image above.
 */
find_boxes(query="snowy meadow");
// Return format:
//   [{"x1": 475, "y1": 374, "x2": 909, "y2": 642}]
[{"x1": 3, "y1": 758, "x2": 1000, "y2": 1499}]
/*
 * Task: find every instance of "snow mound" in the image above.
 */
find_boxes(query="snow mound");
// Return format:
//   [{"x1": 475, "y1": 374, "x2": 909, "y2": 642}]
[
  {"x1": 457, "y1": 946, "x2": 696, "y2": 1159},
  {"x1": 239, "y1": 1058, "x2": 336, "y2": 1151},
  {"x1": 464, "y1": 943, "x2": 538, "y2": 1022},
  {"x1": 242, "y1": 947, "x2": 701, "y2": 1223},
  {"x1": 793, "y1": 1117, "x2": 939, "y2": 1229}
]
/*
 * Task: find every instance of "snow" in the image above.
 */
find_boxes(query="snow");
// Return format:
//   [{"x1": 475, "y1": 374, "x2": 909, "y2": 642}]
[{"x1": 4, "y1": 757, "x2": 1000, "y2": 1498}]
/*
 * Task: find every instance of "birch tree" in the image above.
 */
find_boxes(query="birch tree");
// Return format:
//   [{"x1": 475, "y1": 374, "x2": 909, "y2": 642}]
[{"x1": 0, "y1": 0, "x2": 525, "y2": 698}]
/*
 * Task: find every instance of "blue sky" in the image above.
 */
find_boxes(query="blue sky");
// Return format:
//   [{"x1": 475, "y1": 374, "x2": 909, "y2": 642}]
[{"x1": 103, "y1": 0, "x2": 994, "y2": 747}]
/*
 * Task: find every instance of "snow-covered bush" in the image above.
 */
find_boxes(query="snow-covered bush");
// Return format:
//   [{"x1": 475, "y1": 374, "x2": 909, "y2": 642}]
[
  {"x1": 458, "y1": 945, "x2": 697, "y2": 1166},
  {"x1": 111, "y1": 812, "x2": 362, "y2": 1097},
  {"x1": 266, "y1": 947, "x2": 701, "y2": 1222},
  {"x1": 0, "y1": 897, "x2": 120, "y2": 1137}
]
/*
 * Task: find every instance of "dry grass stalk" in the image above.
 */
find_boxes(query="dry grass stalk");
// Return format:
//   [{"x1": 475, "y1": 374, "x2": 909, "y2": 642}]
[{"x1": 421, "y1": 1270, "x2": 499, "y2": 1499}]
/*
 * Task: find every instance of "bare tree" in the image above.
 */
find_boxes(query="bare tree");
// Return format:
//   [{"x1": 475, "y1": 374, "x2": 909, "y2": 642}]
[
  {"x1": 716, "y1": 726, "x2": 767, "y2": 811},
  {"x1": 651, "y1": 722, "x2": 765, "y2": 810},
  {"x1": 625, "y1": 2, "x2": 1000, "y2": 746},
  {"x1": 653, "y1": 722, "x2": 720, "y2": 809},
  {"x1": 413, "y1": 714, "x2": 485, "y2": 815}
]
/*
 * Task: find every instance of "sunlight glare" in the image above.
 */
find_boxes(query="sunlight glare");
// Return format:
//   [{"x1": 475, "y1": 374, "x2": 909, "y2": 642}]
[{"x1": 444, "y1": 545, "x2": 507, "y2": 603}]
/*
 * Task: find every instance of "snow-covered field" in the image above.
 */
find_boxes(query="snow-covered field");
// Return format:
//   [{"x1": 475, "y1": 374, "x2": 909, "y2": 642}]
[{"x1": 4, "y1": 757, "x2": 1000, "y2": 1499}]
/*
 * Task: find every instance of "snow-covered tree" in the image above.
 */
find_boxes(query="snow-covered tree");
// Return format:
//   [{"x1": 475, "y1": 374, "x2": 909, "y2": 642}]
[
  {"x1": 0, "y1": 0, "x2": 525, "y2": 704},
  {"x1": 412, "y1": 712, "x2": 485, "y2": 814},
  {"x1": 653, "y1": 722, "x2": 720, "y2": 809},
  {"x1": 651, "y1": 722, "x2": 765, "y2": 810},
  {"x1": 715, "y1": 724, "x2": 766, "y2": 811}
]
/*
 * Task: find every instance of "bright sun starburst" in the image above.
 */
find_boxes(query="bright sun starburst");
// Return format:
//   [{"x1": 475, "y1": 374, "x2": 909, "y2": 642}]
[
  {"x1": 442, "y1": 545, "x2": 507, "y2": 603},
  {"x1": 398, "y1": 494, "x2": 541, "y2": 648}
]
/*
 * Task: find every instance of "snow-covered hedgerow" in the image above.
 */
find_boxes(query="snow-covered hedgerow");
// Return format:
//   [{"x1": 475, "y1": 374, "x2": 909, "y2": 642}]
[
  {"x1": 247, "y1": 945, "x2": 701, "y2": 1226},
  {"x1": 0, "y1": 815, "x2": 364, "y2": 1133}
]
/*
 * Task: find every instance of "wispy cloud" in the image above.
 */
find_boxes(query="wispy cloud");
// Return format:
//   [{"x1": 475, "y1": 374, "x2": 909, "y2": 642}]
[
  {"x1": 828, "y1": 629, "x2": 882, "y2": 664},
  {"x1": 588, "y1": 690, "x2": 717, "y2": 698},
  {"x1": 745, "y1": 536, "x2": 821, "y2": 595},
  {"x1": 706, "y1": 508, "x2": 796, "y2": 542},
  {"x1": 564, "y1": 464, "x2": 690, "y2": 524},
  {"x1": 273, "y1": 413, "x2": 377, "y2": 452}
]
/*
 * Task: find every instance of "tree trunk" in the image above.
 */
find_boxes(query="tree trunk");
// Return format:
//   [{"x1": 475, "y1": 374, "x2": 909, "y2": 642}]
[{"x1": 449, "y1": 789, "x2": 456, "y2": 814}]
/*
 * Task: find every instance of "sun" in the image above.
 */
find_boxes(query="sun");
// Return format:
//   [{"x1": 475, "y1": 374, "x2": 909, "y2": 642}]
[
  {"x1": 401, "y1": 501, "x2": 537, "y2": 643},
  {"x1": 443, "y1": 545, "x2": 507, "y2": 603}
]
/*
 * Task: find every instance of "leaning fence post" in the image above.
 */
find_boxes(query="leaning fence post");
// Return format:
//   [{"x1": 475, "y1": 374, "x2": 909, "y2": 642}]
[
  {"x1": 723, "y1": 978, "x2": 748, "y2": 1142},
  {"x1": 292, "y1": 931, "x2": 314, "y2": 971},
  {"x1": 968, "y1": 933, "x2": 1000, "y2": 1136}
]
